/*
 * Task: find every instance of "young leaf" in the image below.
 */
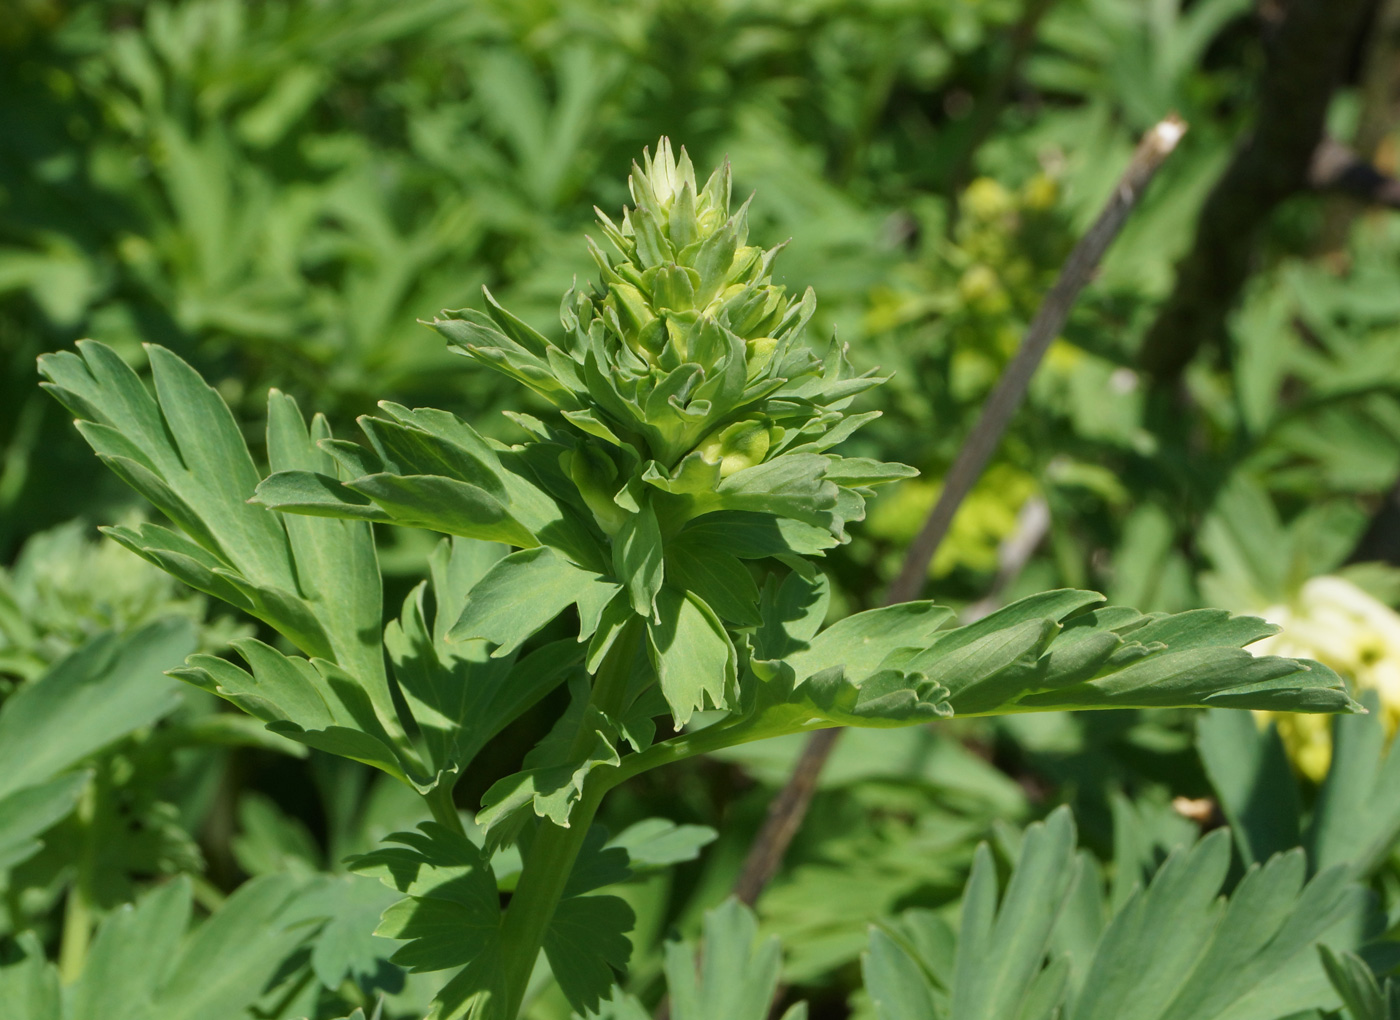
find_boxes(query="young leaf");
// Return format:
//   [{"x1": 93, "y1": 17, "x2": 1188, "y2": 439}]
[
  {"x1": 386, "y1": 539, "x2": 586, "y2": 779},
  {"x1": 446, "y1": 546, "x2": 619, "y2": 656},
  {"x1": 171, "y1": 638, "x2": 425, "y2": 789},
  {"x1": 647, "y1": 587, "x2": 736, "y2": 726}
]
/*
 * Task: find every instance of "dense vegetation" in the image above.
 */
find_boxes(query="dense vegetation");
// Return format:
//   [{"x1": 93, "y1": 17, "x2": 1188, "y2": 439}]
[{"x1": 3, "y1": 1, "x2": 1400, "y2": 1018}]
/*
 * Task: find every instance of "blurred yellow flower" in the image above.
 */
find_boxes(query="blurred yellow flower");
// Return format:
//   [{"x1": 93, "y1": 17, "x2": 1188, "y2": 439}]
[{"x1": 1250, "y1": 576, "x2": 1400, "y2": 780}]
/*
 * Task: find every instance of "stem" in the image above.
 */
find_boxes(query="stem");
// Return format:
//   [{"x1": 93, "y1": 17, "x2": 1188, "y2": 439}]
[
  {"x1": 425, "y1": 780, "x2": 466, "y2": 837},
  {"x1": 495, "y1": 617, "x2": 643, "y2": 1019},
  {"x1": 497, "y1": 785, "x2": 607, "y2": 1018},
  {"x1": 58, "y1": 775, "x2": 98, "y2": 984}
]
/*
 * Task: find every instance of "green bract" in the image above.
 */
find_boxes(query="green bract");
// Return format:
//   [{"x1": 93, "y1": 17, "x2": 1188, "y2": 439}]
[{"x1": 39, "y1": 140, "x2": 1360, "y2": 1020}]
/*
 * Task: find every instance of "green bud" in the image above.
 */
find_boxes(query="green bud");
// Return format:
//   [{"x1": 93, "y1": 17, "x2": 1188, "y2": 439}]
[
  {"x1": 696, "y1": 419, "x2": 776, "y2": 478},
  {"x1": 563, "y1": 446, "x2": 627, "y2": 536}
]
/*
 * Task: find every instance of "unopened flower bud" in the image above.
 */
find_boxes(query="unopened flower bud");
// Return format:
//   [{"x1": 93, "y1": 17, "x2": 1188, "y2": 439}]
[
  {"x1": 696, "y1": 419, "x2": 774, "y2": 478},
  {"x1": 563, "y1": 446, "x2": 627, "y2": 536}
]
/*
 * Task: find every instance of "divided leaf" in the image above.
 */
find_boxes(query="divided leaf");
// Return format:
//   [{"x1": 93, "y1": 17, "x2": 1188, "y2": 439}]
[
  {"x1": 38, "y1": 342, "x2": 397, "y2": 736},
  {"x1": 386, "y1": 538, "x2": 586, "y2": 780},
  {"x1": 0, "y1": 874, "x2": 311, "y2": 1020},
  {"x1": 864, "y1": 810, "x2": 1369, "y2": 1020}
]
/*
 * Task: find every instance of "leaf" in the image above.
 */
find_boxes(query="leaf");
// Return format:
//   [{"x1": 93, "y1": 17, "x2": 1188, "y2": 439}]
[
  {"x1": 475, "y1": 719, "x2": 620, "y2": 838},
  {"x1": 1307, "y1": 690, "x2": 1400, "y2": 876},
  {"x1": 678, "y1": 511, "x2": 838, "y2": 559},
  {"x1": 345, "y1": 473, "x2": 538, "y2": 547},
  {"x1": 0, "y1": 619, "x2": 195, "y2": 800},
  {"x1": 446, "y1": 547, "x2": 619, "y2": 656},
  {"x1": 351, "y1": 822, "x2": 625, "y2": 1019},
  {"x1": 280, "y1": 873, "x2": 401, "y2": 989},
  {"x1": 1066, "y1": 842, "x2": 1363, "y2": 1020},
  {"x1": 665, "y1": 898, "x2": 805, "y2": 1020},
  {"x1": 606, "y1": 818, "x2": 718, "y2": 869},
  {"x1": 58, "y1": 874, "x2": 311, "y2": 1020},
  {"x1": 349, "y1": 823, "x2": 501, "y2": 974},
  {"x1": 864, "y1": 812, "x2": 1370, "y2": 1020},
  {"x1": 862, "y1": 808, "x2": 1077, "y2": 1020},
  {"x1": 386, "y1": 539, "x2": 585, "y2": 777},
  {"x1": 544, "y1": 893, "x2": 634, "y2": 1015},
  {"x1": 0, "y1": 772, "x2": 90, "y2": 870},
  {"x1": 665, "y1": 535, "x2": 762, "y2": 626},
  {"x1": 614, "y1": 498, "x2": 664, "y2": 618},
  {"x1": 0, "y1": 935, "x2": 59, "y2": 1020},
  {"x1": 786, "y1": 601, "x2": 955, "y2": 686},
  {"x1": 738, "y1": 662, "x2": 953, "y2": 740},
  {"x1": 647, "y1": 587, "x2": 736, "y2": 726},
  {"x1": 1319, "y1": 946, "x2": 1399, "y2": 1020},
  {"x1": 171, "y1": 638, "x2": 421, "y2": 788},
  {"x1": 773, "y1": 590, "x2": 1358, "y2": 722},
  {"x1": 1196, "y1": 709, "x2": 1301, "y2": 865},
  {"x1": 252, "y1": 469, "x2": 393, "y2": 522},
  {"x1": 39, "y1": 343, "x2": 397, "y2": 736}
]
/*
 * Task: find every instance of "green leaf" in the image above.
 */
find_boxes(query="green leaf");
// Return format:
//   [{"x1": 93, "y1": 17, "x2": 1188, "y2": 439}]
[
  {"x1": 665, "y1": 898, "x2": 805, "y2": 1020},
  {"x1": 350, "y1": 823, "x2": 501, "y2": 974},
  {"x1": 544, "y1": 893, "x2": 634, "y2": 1015},
  {"x1": 786, "y1": 601, "x2": 955, "y2": 686},
  {"x1": 865, "y1": 812, "x2": 1369, "y2": 1020},
  {"x1": 1067, "y1": 840, "x2": 1363, "y2": 1020},
  {"x1": 0, "y1": 619, "x2": 195, "y2": 800},
  {"x1": 666, "y1": 534, "x2": 761, "y2": 626},
  {"x1": 57, "y1": 874, "x2": 311, "y2": 1020},
  {"x1": 39, "y1": 343, "x2": 398, "y2": 737},
  {"x1": 264, "y1": 391, "x2": 390, "y2": 715},
  {"x1": 679, "y1": 511, "x2": 838, "y2": 559},
  {"x1": 614, "y1": 498, "x2": 664, "y2": 618},
  {"x1": 1319, "y1": 946, "x2": 1398, "y2": 1020},
  {"x1": 280, "y1": 873, "x2": 401, "y2": 989},
  {"x1": 0, "y1": 772, "x2": 90, "y2": 870},
  {"x1": 446, "y1": 547, "x2": 619, "y2": 656},
  {"x1": 1307, "y1": 690, "x2": 1400, "y2": 876},
  {"x1": 1196, "y1": 709, "x2": 1301, "y2": 865},
  {"x1": 386, "y1": 539, "x2": 585, "y2": 778},
  {"x1": 777, "y1": 591, "x2": 1357, "y2": 720},
  {"x1": 475, "y1": 718, "x2": 620, "y2": 838},
  {"x1": 171, "y1": 638, "x2": 421, "y2": 788},
  {"x1": 345, "y1": 473, "x2": 537, "y2": 547},
  {"x1": 251, "y1": 469, "x2": 393, "y2": 522},
  {"x1": 864, "y1": 809, "x2": 1077, "y2": 1020},
  {"x1": 606, "y1": 818, "x2": 718, "y2": 869},
  {"x1": 647, "y1": 587, "x2": 736, "y2": 726},
  {"x1": 0, "y1": 935, "x2": 58, "y2": 1020}
]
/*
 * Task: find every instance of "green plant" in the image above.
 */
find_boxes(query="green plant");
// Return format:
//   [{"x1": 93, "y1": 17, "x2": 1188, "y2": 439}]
[{"x1": 38, "y1": 140, "x2": 1359, "y2": 1019}]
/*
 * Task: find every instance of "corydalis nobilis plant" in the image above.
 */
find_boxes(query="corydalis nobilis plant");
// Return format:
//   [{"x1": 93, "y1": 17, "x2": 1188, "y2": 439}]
[{"x1": 40, "y1": 139, "x2": 1357, "y2": 1020}]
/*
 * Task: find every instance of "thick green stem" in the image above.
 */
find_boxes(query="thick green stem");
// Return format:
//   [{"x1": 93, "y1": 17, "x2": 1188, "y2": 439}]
[
  {"x1": 496, "y1": 784, "x2": 607, "y2": 1017},
  {"x1": 58, "y1": 776, "x2": 98, "y2": 984},
  {"x1": 495, "y1": 618, "x2": 642, "y2": 1018},
  {"x1": 425, "y1": 780, "x2": 466, "y2": 837}
]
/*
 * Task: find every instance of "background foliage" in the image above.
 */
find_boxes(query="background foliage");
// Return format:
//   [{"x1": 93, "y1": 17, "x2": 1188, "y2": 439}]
[{"x1": 4, "y1": 0, "x2": 1400, "y2": 1017}]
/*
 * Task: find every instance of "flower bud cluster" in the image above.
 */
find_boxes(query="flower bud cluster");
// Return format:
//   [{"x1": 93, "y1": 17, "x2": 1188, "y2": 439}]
[{"x1": 433, "y1": 138, "x2": 904, "y2": 564}]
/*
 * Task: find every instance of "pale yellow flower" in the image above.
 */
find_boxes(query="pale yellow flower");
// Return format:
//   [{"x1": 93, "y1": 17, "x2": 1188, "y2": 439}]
[{"x1": 1250, "y1": 576, "x2": 1400, "y2": 779}]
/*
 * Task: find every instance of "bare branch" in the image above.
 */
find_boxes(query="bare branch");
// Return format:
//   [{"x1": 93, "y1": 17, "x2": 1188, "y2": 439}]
[
  {"x1": 730, "y1": 115, "x2": 1187, "y2": 909},
  {"x1": 887, "y1": 115, "x2": 1185, "y2": 605},
  {"x1": 1138, "y1": 0, "x2": 1372, "y2": 382},
  {"x1": 1310, "y1": 136, "x2": 1400, "y2": 209}
]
